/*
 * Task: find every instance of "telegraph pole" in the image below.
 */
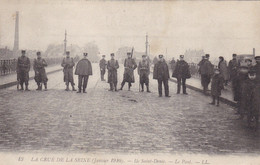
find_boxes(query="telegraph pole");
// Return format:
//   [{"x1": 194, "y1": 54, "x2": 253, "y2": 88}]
[{"x1": 64, "y1": 30, "x2": 67, "y2": 55}]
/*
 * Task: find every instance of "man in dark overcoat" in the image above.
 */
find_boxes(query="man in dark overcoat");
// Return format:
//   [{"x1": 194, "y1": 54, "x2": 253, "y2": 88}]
[
  {"x1": 138, "y1": 55, "x2": 150, "y2": 92},
  {"x1": 99, "y1": 55, "x2": 107, "y2": 81},
  {"x1": 228, "y1": 54, "x2": 240, "y2": 101},
  {"x1": 119, "y1": 52, "x2": 137, "y2": 91},
  {"x1": 61, "y1": 51, "x2": 76, "y2": 91},
  {"x1": 200, "y1": 54, "x2": 214, "y2": 94},
  {"x1": 107, "y1": 53, "x2": 119, "y2": 91},
  {"x1": 75, "y1": 53, "x2": 92, "y2": 93},
  {"x1": 172, "y1": 55, "x2": 190, "y2": 94},
  {"x1": 17, "y1": 50, "x2": 31, "y2": 91},
  {"x1": 153, "y1": 54, "x2": 170, "y2": 97},
  {"x1": 33, "y1": 51, "x2": 48, "y2": 90}
]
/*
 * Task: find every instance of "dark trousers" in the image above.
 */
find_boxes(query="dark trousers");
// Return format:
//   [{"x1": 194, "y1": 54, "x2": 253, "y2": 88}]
[
  {"x1": 201, "y1": 74, "x2": 211, "y2": 91},
  {"x1": 121, "y1": 80, "x2": 131, "y2": 89},
  {"x1": 100, "y1": 69, "x2": 105, "y2": 80},
  {"x1": 78, "y1": 75, "x2": 89, "y2": 91},
  {"x1": 157, "y1": 79, "x2": 169, "y2": 96},
  {"x1": 19, "y1": 71, "x2": 29, "y2": 86},
  {"x1": 177, "y1": 77, "x2": 186, "y2": 93},
  {"x1": 110, "y1": 82, "x2": 117, "y2": 90},
  {"x1": 212, "y1": 96, "x2": 220, "y2": 105}
]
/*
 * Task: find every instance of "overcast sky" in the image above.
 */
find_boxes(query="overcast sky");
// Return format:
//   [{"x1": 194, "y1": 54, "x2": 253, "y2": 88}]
[{"x1": 0, "y1": 0, "x2": 260, "y2": 60}]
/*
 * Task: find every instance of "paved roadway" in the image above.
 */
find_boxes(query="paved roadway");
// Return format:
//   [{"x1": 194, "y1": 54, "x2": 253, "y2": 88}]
[{"x1": 0, "y1": 63, "x2": 259, "y2": 154}]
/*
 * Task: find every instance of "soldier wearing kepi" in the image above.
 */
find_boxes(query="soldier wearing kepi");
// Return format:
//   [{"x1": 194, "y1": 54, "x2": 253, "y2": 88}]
[
  {"x1": 107, "y1": 53, "x2": 119, "y2": 91},
  {"x1": 75, "y1": 53, "x2": 92, "y2": 93},
  {"x1": 99, "y1": 55, "x2": 107, "y2": 81},
  {"x1": 119, "y1": 52, "x2": 137, "y2": 91},
  {"x1": 17, "y1": 50, "x2": 31, "y2": 91},
  {"x1": 137, "y1": 55, "x2": 151, "y2": 92},
  {"x1": 33, "y1": 51, "x2": 48, "y2": 91},
  {"x1": 153, "y1": 54, "x2": 170, "y2": 97},
  {"x1": 61, "y1": 51, "x2": 76, "y2": 91},
  {"x1": 172, "y1": 55, "x2": 190, "y2": 94}
]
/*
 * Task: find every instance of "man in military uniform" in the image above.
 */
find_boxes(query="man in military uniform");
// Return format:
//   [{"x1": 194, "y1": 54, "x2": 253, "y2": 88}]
[
  {"x1": 137, "y1": 55, "x2": 151, "y2": 92},
  {"x1": 33, "y1": 51, "x2": 48, "y2": 91},
  {"x1": 61, "y1": 51, "x2": 76, "y2": 91},
  {"x1": 119, "y1": 52, "x2": 137, "y2": 91},
  {"x1": 17, "y1": 50, "x2": 31, "y2": 91},
  {"x1": 153, "y1": 54, "x2": 170, "y2": 97},
  {"x1": 75, "y1": 53, "x2": 92, "y2": 93},
  {"x1": 200, "y1": 54, "x2": 214, "y2": 94},
  {"x1": 172, "y1": 55, "x2": 190, "y2": 94},
  {"x1": 99, "y1": 55, "x2": 107, "y2": 81},
  {"x1": 107, "y1": 53, "x2": 119, "y2": 91}
]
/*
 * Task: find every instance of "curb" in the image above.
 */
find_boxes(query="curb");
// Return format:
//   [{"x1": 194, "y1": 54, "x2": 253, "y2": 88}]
[
  {"x1": 0, "y1": 68, "x2": 62, "y2": 90},
  {"x1": 168, "y1": 78, "x2": 237, "y2": 108}
]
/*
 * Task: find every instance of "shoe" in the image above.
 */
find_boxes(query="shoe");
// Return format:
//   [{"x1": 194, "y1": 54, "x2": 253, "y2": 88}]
[
  {"x1": 141, "y1": 89, "x2": 144, "y2": 92},
  {"x1": 183, "y1": 93, "x2": 188, "y2": 95},
  {"x1": 83, "y1": 91, "x2": 87, "y2": 93},
  {"x1": 159, "y1": 95, "x2": 162, "y2": 97},
  {"x1": 147, "y1": 90, "x2": 151, "y2": 93},
  {"x1": 108, "y1": 89, "x2": 113, "y2": 91},
  {"x1": 77, "y1": 90, "x2": 81, "y2": 93},
  {"x1": 209, "y1": 102, "x2": 215, "y2": 105},
  {"x1": 165, "y1": 95, "x2": 171, "y2": 98}
]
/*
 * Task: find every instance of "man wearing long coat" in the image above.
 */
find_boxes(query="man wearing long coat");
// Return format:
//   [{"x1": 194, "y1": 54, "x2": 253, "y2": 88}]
[
  {"x1": 75, "y1": 53, "x2": 92, "y2": 93},
  {"x1": 33, "y1": 51, "x2": 48, "y2": 90},
  {"x1": 99, "y1": 55, "x2": 106, "y2": 81},
  {"x1": 61, "y1": 51, "x2": 76, "y2": 91},
  {"x1": 153, "y1": 54, "x2": 170, "y2": 97},
  {"x1": 200, "y1": 54, "x2": 214, "y2": 94},
  {"x1": 228, "y1": 54, "x2": 240, "y2": 101},
  {"x1": 138, "y1": 55, "x2": 151, "y2": 92},
  {"x1": 119, "y1": 52, "x2": 137, "y2": 91},
  {"x1": 218, "y1": 56, "x2": 229, "y2": 86},
  {"x1": 107, "y1": 53, "x2": 119, "y2": 91},
  {"x1": 17, "y1": 50, "x2": 31, "y2": 91},
  {"x1": 172, "y1": 55, "x2": 190, "y2": 94}
]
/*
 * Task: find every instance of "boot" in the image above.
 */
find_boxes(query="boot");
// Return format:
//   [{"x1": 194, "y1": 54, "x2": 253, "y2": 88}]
[
  {"x1": 141, "y1": 84, "x2": 144, "y2": 92},
  {"x1": 25, "y1": 85, "x2": 30, "y2": 91},
  {"x1": 72, "y1": 85, "x2": 77, "y2": 91},
  {"x1": 39, "y1": 84, "x2": 42, "y2": 91},
  {"x1": 20, "y1": 84, "x2": 24, "y2": 91},
  {"x1": 77, "y1": 88, "x2": 81, "y2": 93},
  {"x1": 210, "y1": 97, "x2": 215, "y2": 105},
  {"x1": 44, "y1": 84, "x2": 47, "y2": 91},
  {"x1": 128, "y1": 83, "x2": 131, "y2": 91},
  {"x1": 115, "y1": 85, "x2": 118, "y2": 92},
  {"x1": 36, "y1": 83, "x2": 41, "y2": 90},
  {"x1": 146, "y1": 85, "x2": 151, "y2": 93},
  {"x1": 109, "y1": 83, "x2": 113, "y2": 91},
  {"x1": 65, "y1": 85, "x2": 69, "y2": 91},
  {"x1": 83, "y1": 88, "x2": 87, "y2": 93}
]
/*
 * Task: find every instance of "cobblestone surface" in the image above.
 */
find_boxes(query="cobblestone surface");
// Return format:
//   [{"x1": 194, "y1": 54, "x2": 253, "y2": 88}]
[{"x1": 0, "y1": 63, "x2": 259, "y2": 154}]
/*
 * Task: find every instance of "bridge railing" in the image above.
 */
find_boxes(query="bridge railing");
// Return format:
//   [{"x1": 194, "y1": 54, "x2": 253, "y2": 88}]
[{"x1": 0, "y1": 57, "x2": 64, "y2": 76}]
